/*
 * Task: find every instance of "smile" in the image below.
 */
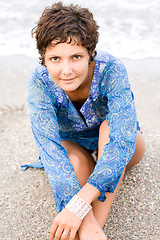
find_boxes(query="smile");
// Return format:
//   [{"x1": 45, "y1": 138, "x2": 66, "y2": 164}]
[{"x1": 60, "y1": 77, "x2": 76, "y2": 82}]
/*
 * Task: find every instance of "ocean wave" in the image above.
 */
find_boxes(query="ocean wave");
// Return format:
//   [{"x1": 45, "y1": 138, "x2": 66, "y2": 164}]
[{"x1": 1, "y1": 0, "x2": 160, "y2": 59}]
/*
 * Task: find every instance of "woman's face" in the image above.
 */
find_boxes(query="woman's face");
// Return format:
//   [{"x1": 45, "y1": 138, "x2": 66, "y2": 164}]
[{"x1": 44, "y1": 39, "x2": 91, "y2": 93}]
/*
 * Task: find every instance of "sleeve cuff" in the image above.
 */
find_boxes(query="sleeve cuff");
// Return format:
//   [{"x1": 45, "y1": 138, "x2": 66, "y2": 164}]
[{"x1": 87, "y1": 174, "x2": 121, "y2": 202}]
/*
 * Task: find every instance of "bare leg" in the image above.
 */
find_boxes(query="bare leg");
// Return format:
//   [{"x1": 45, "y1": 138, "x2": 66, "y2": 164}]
[
  {"x1": 126, "y1": 130, "x2": 145, "y2": 171},
  {"x1": 61, "y1": 141, "x2": 95, "y2": 187}
]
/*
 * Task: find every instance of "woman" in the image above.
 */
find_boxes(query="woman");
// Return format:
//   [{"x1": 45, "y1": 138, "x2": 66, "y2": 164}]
[{"x1": 25, "y1": 2, "x2": 145, "y2": 239}]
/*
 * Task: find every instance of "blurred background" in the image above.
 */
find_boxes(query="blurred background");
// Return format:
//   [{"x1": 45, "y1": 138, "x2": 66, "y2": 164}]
[{"x1": 1, "y1": 0, "x2": 160, "y2": 60}]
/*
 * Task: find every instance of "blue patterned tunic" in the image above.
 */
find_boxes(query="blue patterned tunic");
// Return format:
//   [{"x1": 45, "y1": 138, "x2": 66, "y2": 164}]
[{"x1": 26, "y1": 51, "x2": 138, "y2": 212}]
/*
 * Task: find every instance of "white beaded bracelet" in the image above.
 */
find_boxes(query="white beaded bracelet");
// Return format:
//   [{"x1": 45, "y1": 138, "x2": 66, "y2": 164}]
[{"x1": 65, "y1": 195, "x2": 92, "y2": 220}]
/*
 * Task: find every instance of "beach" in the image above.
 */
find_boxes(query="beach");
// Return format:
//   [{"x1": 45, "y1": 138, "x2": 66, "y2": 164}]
[{"x1": 0, "y1": 55, "x2": 160, "y2": 239}]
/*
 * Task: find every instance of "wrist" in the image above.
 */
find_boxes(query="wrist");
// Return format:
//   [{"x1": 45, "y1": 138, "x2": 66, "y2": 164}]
[
  {"x1": 77, "y1": 183, "x2": 100, "y2": 204},
  {"x1": 65, "y1": 195, "x2": 92, "y2": 220}
]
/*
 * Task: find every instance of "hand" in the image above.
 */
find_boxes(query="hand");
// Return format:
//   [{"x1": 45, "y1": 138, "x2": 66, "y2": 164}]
[
  {"x1": 78, "y1": 211, "x2": 107, "y2": 240},
  {"x1": 49, "y1": 208, "x2": 82, "y2": 240}
]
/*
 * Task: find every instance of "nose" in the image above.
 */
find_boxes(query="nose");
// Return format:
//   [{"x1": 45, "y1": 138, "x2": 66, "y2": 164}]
[{"x1": 61, "y1": 61, "x2": 72, "y2": 76}]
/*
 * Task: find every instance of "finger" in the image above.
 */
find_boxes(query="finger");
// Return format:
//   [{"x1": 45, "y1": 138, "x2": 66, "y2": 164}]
[
  {"x1": 61, "y1": 229, "x2": 70, "y2": 240},
  {"x1": 54, "y1": 226, "x2": 64, "y2": 240},
  {"x1": 49, "y1": 230, "x2": 55, "y2": 240},
  {"x1": 69, "y1": 228, "x2": 77, "y2": 240},
  {"x1": 49, "y1": 222, "x2": 58, "y2": 240}
]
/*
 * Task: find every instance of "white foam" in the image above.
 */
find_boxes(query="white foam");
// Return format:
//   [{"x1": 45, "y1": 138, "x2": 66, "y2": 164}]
[{"x1": 1, "y1": 0, "x2": 160, "y2": 59}]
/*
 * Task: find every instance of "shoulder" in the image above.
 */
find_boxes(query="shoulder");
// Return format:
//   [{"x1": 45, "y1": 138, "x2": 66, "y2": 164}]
[
  {"x1": 27, "y1": 65, "x2": 63, "y2": 98},
  {"x1": 28, "y1": 65, "x2": 49, "y2": 87},
  {"x1": 27, "y1": 65, "x2": 64, "y2": 105},
  {"x1": 95, "y1": 50, "x2": 126, "y2": 71},
  {"x1": 95, "y1": 51, "x2": 129, "y2": 94}
]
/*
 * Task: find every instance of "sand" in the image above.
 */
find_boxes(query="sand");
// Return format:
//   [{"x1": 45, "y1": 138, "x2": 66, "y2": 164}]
[{"x1": 0, "y1": 55, "x2": 160, "y2": 239}]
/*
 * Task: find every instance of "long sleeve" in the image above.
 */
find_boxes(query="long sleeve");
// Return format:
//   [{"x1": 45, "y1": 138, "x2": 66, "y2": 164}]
[
  {"x1": 27, "y1": 67, "x2": 81, "y2": 212},
  {"x1": 87, "y1": 59, "x2": 137, "y2": 201}
]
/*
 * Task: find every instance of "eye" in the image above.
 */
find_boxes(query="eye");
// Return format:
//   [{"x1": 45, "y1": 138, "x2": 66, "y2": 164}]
[
  {"x1": 51, "y1": 56, "x2": 59, "y2": 62},
  {"x1": 73, "y1": 55, "x2": 81, "y2": 60}
]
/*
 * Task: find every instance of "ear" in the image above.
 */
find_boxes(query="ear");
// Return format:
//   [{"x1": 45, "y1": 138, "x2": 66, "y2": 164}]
[{"x1": 90, "y1": 49, "x2": 96, "y2": 62}]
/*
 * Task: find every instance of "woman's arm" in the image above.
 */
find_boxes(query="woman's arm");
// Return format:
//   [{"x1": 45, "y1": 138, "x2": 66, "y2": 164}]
[
  {"x1": 27, "y1": 66, "x2": 82, "y2": 212},
  {"x1": 77, "y1": 183, "x2": 100, "y2": 203},
  {"x1": 87, "y1": 58, "x2": 137, "y2": 200}
]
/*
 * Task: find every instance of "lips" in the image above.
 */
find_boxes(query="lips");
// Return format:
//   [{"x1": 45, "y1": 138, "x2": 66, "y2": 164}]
[{"x1": 60, "y1": 77, "x2": 76, "y2": 82}]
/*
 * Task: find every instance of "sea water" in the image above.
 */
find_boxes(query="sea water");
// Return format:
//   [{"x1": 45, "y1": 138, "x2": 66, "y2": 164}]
[{"x1": 0, "y1": 0, "x2": 160, "y2": 59}]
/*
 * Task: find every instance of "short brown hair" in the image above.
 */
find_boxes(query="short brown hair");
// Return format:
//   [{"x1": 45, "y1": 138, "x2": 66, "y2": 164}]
[{"x1": 32, "y1": 2, "x2": 99, "y2": 64}]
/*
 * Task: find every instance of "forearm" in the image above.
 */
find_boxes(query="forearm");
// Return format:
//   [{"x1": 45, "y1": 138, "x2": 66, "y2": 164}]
[{"x1": 77, "y1": 183, "x2": 101, "y2": 204}]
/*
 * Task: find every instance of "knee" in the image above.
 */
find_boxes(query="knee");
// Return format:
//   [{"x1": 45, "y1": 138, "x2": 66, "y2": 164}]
[
  {"x1": 135, "y1": 130, "x2": 145, "y2": 160},
  {"x1": 98, "y1": 120, "x2": 110, "y2": 159},
  {"x1": 64, "y1": 143, "x2": 92, "y2": 172},
  {"x1": 70, "y1": 151, "x2": 88, "y2": 170},
  {"x1": 99, "y1": 120, "x2": 110, "y2": 138},
  {"x1": 126, "y1": 131, "x2": 145, "y2": 171},
  {"x1": 99, "y1": 120, "x2": 110, "y2": 144},
  {"x1": 61, "y1": 141, "x2": 95, "y2": 186},
  {"x1": 68, "y1": 148, "x2": 94, "y2": 187}
]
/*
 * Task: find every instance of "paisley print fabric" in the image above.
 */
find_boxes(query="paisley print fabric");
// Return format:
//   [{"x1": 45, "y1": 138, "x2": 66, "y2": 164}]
[{"x1": 26, "y1": 51, "x2": 138, "y2": 211}]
